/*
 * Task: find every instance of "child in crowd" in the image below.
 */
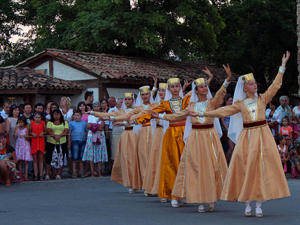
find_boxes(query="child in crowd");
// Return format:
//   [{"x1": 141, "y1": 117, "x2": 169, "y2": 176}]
[
  {"x1": 277, "y1": 135, "x2": 289, "y2": 174},
  {"x1": 68, "y1": 111, "x2": 87, "y2": 178},
  {"x1": 14, "y1": 117, "x2": 32, "y2": 181},
  {"x1": 82, "y1": 102, "x2": 108, "y2": 177},
  {"x1": 30, "y1": 112, "x2": 45, "y2": 181},
  {"x1": 290, "y1": 116, "x2": 299, "y2": 141},
  {"x1": 45, "y1": 110, "x2": 69, "y2": 180},
  {"x1": 280, "y1": 116, "x2": 293, "y2": 138}
]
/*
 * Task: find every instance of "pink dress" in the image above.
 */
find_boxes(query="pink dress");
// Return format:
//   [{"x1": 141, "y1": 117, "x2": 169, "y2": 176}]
[{"x1": 15, "y1": 127, "x2": 32, "y2": 161}]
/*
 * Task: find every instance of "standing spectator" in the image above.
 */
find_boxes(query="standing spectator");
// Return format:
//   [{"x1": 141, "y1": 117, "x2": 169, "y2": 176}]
[
  {"x1": 14, "y1": 117, "x2": 32, "y2": 181},
  {"x1": 45, "y1": 110, "x2": 69, "y2": 180},
  {"x1": 7, "y1": 105, "x2": 20, "y2": 148},
  {"x1": 84, "y1": 91, "x2": 94, "y2": 105},
  {"x1": 274, "y1": 96, "x2": 292, "y2": 124},
  {"x1": 220, "y1": 94, "x2": 235, "y2": 164},
  {"x1": 280, "y1": 117, "x2": 293, "y2": 138},
  {"x1": 293, "y1": 98, "x2": 300, "y2": 117},
  {"x1": 266, "y1": 100, "x2": 278, "y2": 136},
  {"x1": 21, "y1": 103, "x2": 33, "y2": 124},
  {"x1": 46, "y1": 102, "x2": 59, "y2": 122},
  {"x1": 68, "y1": 111, "x2": 87, "y2": 178},
  {"x1": 30, "y1": 112, "x2": 45, "y2": 181},
  {"x1": 101, "y1": 99, "x2": 111, "y2": 174},
  {"x1": 108, "y1": 97, "x2": 117, "y2": 109},
  {"x1": 45, "y1": 101, "x2": 54, "y2": 118},
  {"x1": 109, "y1": 98, "x2": 124, "y2": 161},
  {"x1": 82, "y1": 102, "x2": 108, "y2": 177},
  {"x1": 0, "y1": 133, "x2": 17, "y2": 186},
  {"x1": 33, "y1": 103, "x2": 46, "y2": 121},
  {"x1": 86, "y1": 104, "x2": 93, "y2": 112},
  {"x1": 77, "y1": 101, "x2": 89, "y2": 123},
  {"x1": 1, "y1": 101, "x2": 11, "y2": 119},
  {"x1": 60, "y1": 96, "x2": 73, "y2": 123}
]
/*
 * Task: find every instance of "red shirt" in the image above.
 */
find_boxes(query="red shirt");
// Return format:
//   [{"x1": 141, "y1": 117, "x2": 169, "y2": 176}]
[{"x1": 280, "y1": 126, "x2": 293, "y2": 136}]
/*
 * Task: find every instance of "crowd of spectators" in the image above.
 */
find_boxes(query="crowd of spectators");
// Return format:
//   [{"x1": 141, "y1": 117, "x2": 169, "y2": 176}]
[{"x1": 0, "y1": 91, "x2": 123, "y2": 186}]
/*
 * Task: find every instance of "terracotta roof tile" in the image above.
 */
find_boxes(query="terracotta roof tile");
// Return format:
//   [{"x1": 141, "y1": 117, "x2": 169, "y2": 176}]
[
  {"x1": 18, "y1": 49, "x2": 238, "y2": 88},
  {"x1": 0, "y1": 67, "x2": 84, "y2": 91}
]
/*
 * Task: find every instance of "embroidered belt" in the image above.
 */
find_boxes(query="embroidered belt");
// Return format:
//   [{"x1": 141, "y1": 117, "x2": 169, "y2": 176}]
[
  {"x1": 142, "y1": 122, "x2": 151, "y2": 127},
  {"x1": 243, "y1": 120, "x2": 267, "y2": 128},
  {"x1": 192, "y1": 124, "x2": 213, "y2": 129},
  {"x1": 124, "y1": 127, "x2": 133, "y2": 130},
  {"x1": 169, "y1": 122, "x2": 185, "y2": 127}
]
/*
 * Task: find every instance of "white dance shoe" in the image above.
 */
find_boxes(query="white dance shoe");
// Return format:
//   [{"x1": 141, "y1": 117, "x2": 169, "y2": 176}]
[
  {"x1": 171, "y1": 199, "x2": 179, "y2": 208},
  {"x1": 255, "y1": 207, "x2": 263, "y2": 217},
  {"x1": 244, "y1": 206, "x2": 252, "y2": 217}
]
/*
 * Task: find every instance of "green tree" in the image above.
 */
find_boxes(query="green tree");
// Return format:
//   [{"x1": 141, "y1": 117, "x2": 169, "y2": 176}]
[
  {"x1": 8, "y1": 0, "x2": 224, "y2": 62},
  {"x1": 215, "y1": 0, "x2": 297, "y2": 95}
]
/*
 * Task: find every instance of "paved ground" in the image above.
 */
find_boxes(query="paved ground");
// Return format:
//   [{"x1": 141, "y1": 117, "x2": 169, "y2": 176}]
[{"x1": 1, "y1": 177, "x2": 299, "y2": 225}]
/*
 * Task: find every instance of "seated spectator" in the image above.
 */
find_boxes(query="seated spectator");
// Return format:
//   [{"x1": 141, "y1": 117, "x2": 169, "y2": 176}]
[
  {"x1": 68, "y1": 111, "x2": 87, "y2": 178},
  {"x1": 280, "y1": 116, "x2": 293, "y2": 138},
  {"x1": 274, "y1": 96, "x2": 292, "y2": 125},
  {"x1": 277, "y1": 135, "x2": 289, "y2": 174},
  {"x1": 0, "y1": 133, "x2": 17, "y2": 186},
  {"x1": 289, "y1": 143, "x2": 300, "y2": 178},
  {"x1": 290, "y1": 116, "x2": 299, "y2": 142},
  {"x1": 266, "y1": 100, "x2": 278, "y2": 136}
]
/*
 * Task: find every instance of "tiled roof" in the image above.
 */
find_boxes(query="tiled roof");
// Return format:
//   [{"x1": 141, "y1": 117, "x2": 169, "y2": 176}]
[
  {"x1": 18, "y1": 49, "x2": 237, "y2": 86},
  {"x1": 0, "y1": 67, "x2": 83, "y2": 91}
]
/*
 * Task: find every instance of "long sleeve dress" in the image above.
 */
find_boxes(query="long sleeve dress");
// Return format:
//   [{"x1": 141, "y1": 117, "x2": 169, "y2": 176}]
[
  {"x1": 114, "y1": 103, "x2": 158, "y2": 183},
  {"x1": 204, "y1": 71, "x2": 290, "y2": 202},
  {"x1": 94, "y1": 109, "x2": 142, "y2": 190},
  {"x1": 135, "y1": 95, "x2": 191, "y2": 199},
  {"x1": 163, "y1": 85, "x2": 228, "y2": 203}
]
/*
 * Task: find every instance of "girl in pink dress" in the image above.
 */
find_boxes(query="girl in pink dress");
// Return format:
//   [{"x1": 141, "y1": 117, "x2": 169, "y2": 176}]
[{"x1": 14, "y1": 117, "x2": 32, "y2": 181}]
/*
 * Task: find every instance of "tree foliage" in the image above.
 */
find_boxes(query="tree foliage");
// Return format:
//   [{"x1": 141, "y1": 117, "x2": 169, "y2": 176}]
[{"x1": 215, "y1": 0, "x2": 297, "y2": 94}]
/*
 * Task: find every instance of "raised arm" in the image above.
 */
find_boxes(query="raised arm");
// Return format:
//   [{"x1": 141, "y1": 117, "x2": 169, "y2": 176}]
[
  {"x1": 261, "y1": 51, "x2": 290, "y2": 104},
  {"x1": 203, "y1": 102, "x2": 241, "y2": 118}
]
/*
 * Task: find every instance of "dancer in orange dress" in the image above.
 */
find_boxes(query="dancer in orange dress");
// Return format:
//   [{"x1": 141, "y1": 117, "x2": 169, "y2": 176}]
[
  {"x1": 134, "y1": 78, "x2": 191, "y2": 207},
  {"x1": 154, "y1": 66, "x2": 231, "y2": 213},
  {"x1": 190, "y1": 51, "x2": 291, "y2": 217}
]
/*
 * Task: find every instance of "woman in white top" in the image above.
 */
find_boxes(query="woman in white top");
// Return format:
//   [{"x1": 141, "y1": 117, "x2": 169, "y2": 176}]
[
  {"x1": 60, "y1": 96, "x2": 73, "y2": 122},
  {"x1": 7, "y1": 105, "x2": 20, "y2": 148}
]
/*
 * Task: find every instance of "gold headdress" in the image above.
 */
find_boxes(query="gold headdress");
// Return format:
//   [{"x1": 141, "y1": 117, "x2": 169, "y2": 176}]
[
  {"x1": 124, "y1": 93, "x2": 134, "y2": 98},
  {"x1": 194, "y1": 78, "x2": 207, "y2": 86},
  {"x1": 159, "y1": 83, "x2": 167, "y2": 89},
  {"x1": 167, "y1": 78, "x2": 180, "y2": 85},
  {"x1": 242, "y1": 73, "x2": 255, "y2": 83},
  {"x1": 139, "y1": 85, "x2": 150, "y2": 94}
]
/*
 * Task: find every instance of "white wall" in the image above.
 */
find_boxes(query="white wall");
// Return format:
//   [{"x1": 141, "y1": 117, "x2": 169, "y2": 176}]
[
  {"x1": 34, "y1": 60, "x2": 97, "y2": 81},
  {"x1": 53, "y1": 60, "x2": 97, "y2": 81},
  {"x1": 106, "y1": 88, "x2": 139, "y2": 99},
  {"x1": 35, "y1": 61, "x2": 49, "y2": 75}
]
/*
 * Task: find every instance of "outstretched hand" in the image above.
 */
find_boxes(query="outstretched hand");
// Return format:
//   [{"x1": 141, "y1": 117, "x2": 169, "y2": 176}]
[
  {"x1": 188, "y1": 110, "x2": 199, "y2": 117},
  {"x1": 150, "y1": 110, "x2": 159, "y2": 118},
  {"x1": 282, "y1": 51, "x2": 290, "y2": 67},
  {"x1": 222, "y1": 64, "x2": 232, "y2": 82}
]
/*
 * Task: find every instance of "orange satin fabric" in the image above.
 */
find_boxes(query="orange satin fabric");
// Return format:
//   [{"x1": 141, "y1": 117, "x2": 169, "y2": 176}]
[{"x1": 136, "y1": 95, "x2": 190, "y2": 199}]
